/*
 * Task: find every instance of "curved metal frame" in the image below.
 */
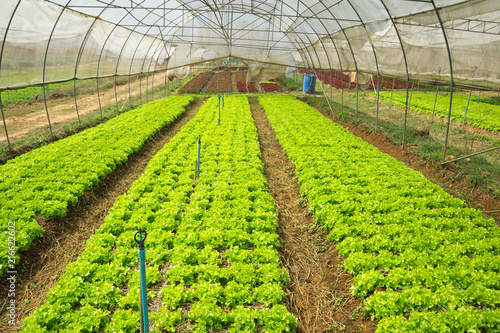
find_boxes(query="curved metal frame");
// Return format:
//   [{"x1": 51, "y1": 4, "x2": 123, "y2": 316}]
[
  {"x1": 346, "y1": 0, "x2": 382, "y2": 129},
  {"x1": 0, "y1": 0, "x2": 22, "y2": 148},
  {"x1": 379, "y1": 0, "x2": 411, "y2": 149},
  {"x1": 430, "y1": 0, "x2": 455, "y2": 162}
]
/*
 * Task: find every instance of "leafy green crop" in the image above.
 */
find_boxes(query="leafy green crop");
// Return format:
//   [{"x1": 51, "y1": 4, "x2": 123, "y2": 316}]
[
  {"x1": 21, "y1": 95, "x2": 296, "y2": 332},
  {"x1": 0, "y1": 96, "x2": 193, "y2": 276},
  {"x1": 376, "y1": 91, "x2": 500, "y2": 132},
  {"x1": 259, "y1": 95, "x2": 500, "y2": 332}
]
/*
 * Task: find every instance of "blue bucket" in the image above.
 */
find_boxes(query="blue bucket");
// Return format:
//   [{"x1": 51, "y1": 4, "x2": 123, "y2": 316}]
[{"x1": 303, "y1": 74, "x2": 316, "y2": 94}]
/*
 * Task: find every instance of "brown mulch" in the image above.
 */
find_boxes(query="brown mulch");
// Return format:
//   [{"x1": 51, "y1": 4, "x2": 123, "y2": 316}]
[
  {"x1": 310, "y1": 103, "x2": 500, "y2": 224},
  {"x1": 250, "y1": 97, "x2": 376, "y2": 333},
  {"x1": 0, "y1": 98, "x2": 205, "y2": 332}
]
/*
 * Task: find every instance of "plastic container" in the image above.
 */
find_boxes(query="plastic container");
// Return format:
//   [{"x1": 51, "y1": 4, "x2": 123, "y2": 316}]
[{"x1": 303, "y1": 74, "x2": 316, "y2": 94}]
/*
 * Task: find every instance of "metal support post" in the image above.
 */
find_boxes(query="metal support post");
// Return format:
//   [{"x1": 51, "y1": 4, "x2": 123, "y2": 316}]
[
  {"x1": 134, "y1": 229, "x2": 149, "y2": 333},
  {"x1": 0, "y1": 94, "x2": 10, "y2": 150}
]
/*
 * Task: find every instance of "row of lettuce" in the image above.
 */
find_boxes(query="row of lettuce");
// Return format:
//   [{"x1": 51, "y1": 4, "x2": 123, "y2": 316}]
[
  {"x1": 376, "y1": 91, "x2": 500, "y2": 132},
  {"x1": 21, "y1": 95, "x2": 297, "y2": 332},
  {"x1": 0, "y1": 96, "x2": 193, "y2": 276},
  {"x1": 259, "y1": 95, "x2": 499, "y2": 332}
]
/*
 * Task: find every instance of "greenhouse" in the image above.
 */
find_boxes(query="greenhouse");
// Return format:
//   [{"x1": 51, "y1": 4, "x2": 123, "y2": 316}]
[{"x1": 1, "y1": 1, "x2": 499, "y2": 332}]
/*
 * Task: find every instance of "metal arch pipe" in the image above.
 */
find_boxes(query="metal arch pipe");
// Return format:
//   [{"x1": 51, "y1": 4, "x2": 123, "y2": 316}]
[
  {"x1": 291, "y1": 0, "x2": 344, "y2": 114},
  {"x1": 71, "y1": 1, "x2": 119, "y2": 122},
  {"x1": 42, "y1": 0, "x2": 79, "y2": 134},
  {"x1": 231, "y1": 1, "x2": 312, "y2": 69},
  {"x1": 166, "y1": 1, "x2": 316, "y2": 74},
  {"x1": 313, "y1": 2, "x2": 362, "y2": 116},
  {"x1": 224, "y1": 0, "x2": 315, "y2": 70},
  {"x1": 41, "y1": 2, "x2": 74, "y2": 132},
  {"x1": 94, "y1": 0, "x2": 160, "y2": 117},
  {"x1": 95, "y1": 0, "x2": 181, "y2": 112},
  {"x1": 0, "y1": 0, "x2": 22, "y2": 149},
  {"x1": 346, "y1": 0, "x2": 382, "y2": 130},
  {"x1": 149, "y1": 33, "x2": 173, "y2": 97},
  {"x1": 282, "y1": 1, "x2": 334, "y2": 88},
  {"x1": 113, "y1": 29, "x2": 137, "y2": 112},
  {"x1": 314, "y1": 2, "x2": 361, "y2": 117},
  {"x1": 135, "y1": 0, "x2": 317, "y2": 79},
  {"x1": 379, "y1": 0, "x2": 411, "y2": 150},
  {"x1": 143, "y1": 42, "x2": 165, "y2": 100},
  {"x1": 119, "y1": 3, "x2": 195, "y2": 105},
  {"x1": 430, "y1": 0, "x2": 455, "y2": 162}
]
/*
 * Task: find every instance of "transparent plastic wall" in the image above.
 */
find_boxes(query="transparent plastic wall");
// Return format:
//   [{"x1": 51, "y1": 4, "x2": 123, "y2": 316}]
[{"x1": 0, "y1": 0, "x2": 168, "y2": 90}]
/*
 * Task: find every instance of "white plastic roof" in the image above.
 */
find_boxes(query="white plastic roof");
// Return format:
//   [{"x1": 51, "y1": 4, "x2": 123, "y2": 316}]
[{"x1": 1, "y1": 0, "x2": 500, "y2": 90}]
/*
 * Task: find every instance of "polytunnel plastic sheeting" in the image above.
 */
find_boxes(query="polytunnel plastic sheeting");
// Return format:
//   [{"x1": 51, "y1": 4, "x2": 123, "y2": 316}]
[{"x1": 2, "y1": 0, "x2": 500, "y2": 91}]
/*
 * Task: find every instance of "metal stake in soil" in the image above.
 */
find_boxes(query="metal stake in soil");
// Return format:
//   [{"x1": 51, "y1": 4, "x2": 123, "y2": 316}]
[
  {"x1": 218, "y1": 95, "x2": 222, "y2": 125},
  {"x1": 196, "y1": 135, "x2": 201, "y2": 179},
  {"x1": 134, "y1": 228, "x2": 149, "y2": 333}
]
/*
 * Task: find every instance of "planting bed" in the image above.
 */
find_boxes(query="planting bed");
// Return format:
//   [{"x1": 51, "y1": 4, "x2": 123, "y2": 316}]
[
  {"x1": 0, "y1": 96, "x2": 193, "y2": 277},
  {"x1": 259, "y1": 95, "x2": 500, "y2": 332},
  {"x1": 20, "y1": 95, "x2": 297, "y2": 332},
  {"x1": 203, "y1": 71, "x2": 232, "y2": 93},
  {"x1": 178, "y1": 72, "x2": 212, "y2": 94}
]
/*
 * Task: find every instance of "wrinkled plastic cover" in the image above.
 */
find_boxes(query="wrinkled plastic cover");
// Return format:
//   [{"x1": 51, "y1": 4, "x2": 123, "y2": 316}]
[{"x1": 1, "y1": 0, "x2": 500, "y2": 90}]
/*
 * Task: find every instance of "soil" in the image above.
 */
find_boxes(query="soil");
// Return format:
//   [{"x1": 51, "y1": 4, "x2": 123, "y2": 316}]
[
  {"x1": 308, "y1": 100, "x2": 500, "y2": 224},
  {"x1": 1, "y1": 73, "x2": 168, "y2": 144},
  {"x1": 250, "y1": 97, "x2": 376, "y2": 333},
  {"x1": 0, "y1": 97, "x2": 205, "y2": 332}
]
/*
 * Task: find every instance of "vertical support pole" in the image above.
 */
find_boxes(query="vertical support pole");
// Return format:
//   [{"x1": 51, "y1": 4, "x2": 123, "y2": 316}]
[
  {"x1": 218, "y1": 95, "x2": 221, "y2": 125},
  {"x1": 408, "y1": 81, "x2": 415, "y2": 109},
  {"x1": 114, "y1": 75, "x2": 119, "y2": 112},
  {"x1": 73, "y1": 80, "x2": 81, "y2": 124},
  {"x1": 42, "y1": 84, "x2": 53, "y2": 133},
  {"x1": 139, "y1": 72, "x2": 143, "y2": 104},
  {"x1": 146, "y1": 71, "x2": 149, "y2": 103},
  {"x1": 128, "y1": 74, "x2": 133, "y2": 109},
  {"x1": 402, "y1": 78, "x2": 410, "y2": 150},
  {"x1": 134, "y1": 229, "x2": 149, "y2": 333},
  {"x1": 389, "y1": 79, "x2": 396, "y2": 104},
  {"x1": 0, "y1": 94, "x2": 11, "y2": 150},
  {"x1": 376, "y1": 75, "x2": 380, "y2": 131},
  {"x1": 430, "y1": 0, "x2": 455, "y2": 162},
  {"x1": 330, "y1": 71, "x2": 333, "y2": 106},
  {"x1": 96, "y1": 77, "x2": 103, "y2": 120},
  {"x1": 477, "y1": 90, "x2": 481, "y2": 103},
  {"x1": 363, "y1": 74, "x2": 368, "y2": 96},
  {"x1": 432, "y1": 85, "x2": 439, "y2": 118},
  {"x1": 164, "y1": 71, "x2": 167, "y2": 97},
  {"x1": 341, "y1": 71, "x2": 344, "y2": 113},
  {"x1": 196, "y1": 135, "x2": 201, "y2": 179},
  {"x1": 424, "y1": 84, "x2": 427, "y2": 93},
  {"x1": 464, "y1": 90, "x2": 472, "y2": 126},
  {"x1": 355, "y1": 72, "x2": 359, "y2": 123}
]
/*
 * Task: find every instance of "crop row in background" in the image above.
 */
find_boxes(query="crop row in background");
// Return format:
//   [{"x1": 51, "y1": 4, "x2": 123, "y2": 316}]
[
  {"x1": 259, "y1": 95, "x2": 500, "y2": 332},
  {"x1": 377, "y1": 91, "x2": 500, "y2": 132}
]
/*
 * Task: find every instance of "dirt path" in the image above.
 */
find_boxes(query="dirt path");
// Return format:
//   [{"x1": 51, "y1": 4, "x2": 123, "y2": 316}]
[
  {"x1": 250, "y1": 97, "x2": 376, "y2": 333},
  {"x1": 1, "y1": 73, "x2": 169, "y2": 143},
  {"x1": 0, "y1": 97, "x2": 205, "y2": 332}
]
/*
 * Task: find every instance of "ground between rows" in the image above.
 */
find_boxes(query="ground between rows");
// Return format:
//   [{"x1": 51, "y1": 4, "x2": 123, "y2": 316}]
[
  {"x1": 0, "y1": 97, "x2": 205, "y2": 332},
  {"x1": 249, "y1": 97, "x2": 376, "y2": 333}
]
